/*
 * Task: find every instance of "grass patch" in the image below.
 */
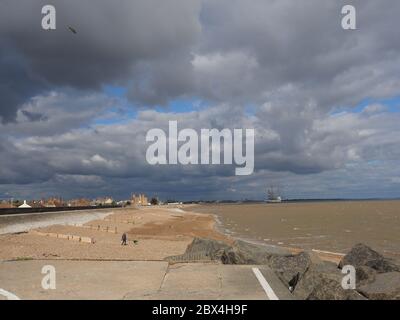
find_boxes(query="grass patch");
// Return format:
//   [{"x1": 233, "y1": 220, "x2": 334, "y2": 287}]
[{"x1": 14, "y1": 256, "x2": 34, "y2": 261}]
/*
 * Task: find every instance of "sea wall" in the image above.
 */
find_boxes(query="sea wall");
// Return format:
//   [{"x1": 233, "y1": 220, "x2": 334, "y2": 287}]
[{"x1": 0, "y1": 205, "x2": 121, "y2": 216}]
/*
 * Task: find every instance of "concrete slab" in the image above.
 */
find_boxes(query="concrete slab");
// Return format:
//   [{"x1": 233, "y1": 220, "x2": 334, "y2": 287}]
[
  {"x1": 0, "y1": 260, "x2": 293, "y2": 300},
  {"x1": 0, "y1": 260, "x2": 168, "y2": 300},
  {"x1": 128, "y1": 263, "x2": 291, "y2": 300},
  {"x1": 144, "y1": 263, "x2": 223, "y2": 300}
]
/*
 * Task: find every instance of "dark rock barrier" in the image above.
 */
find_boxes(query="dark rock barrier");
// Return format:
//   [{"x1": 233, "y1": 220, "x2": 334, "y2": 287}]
[{"x1": 167, "y1": 238, "x2": 400, "y2": 300}]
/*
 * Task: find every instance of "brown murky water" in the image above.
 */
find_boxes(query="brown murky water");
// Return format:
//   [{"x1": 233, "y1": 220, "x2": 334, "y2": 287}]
[{"x1": 191, "y1": 201, "x2": 400, "y2": 257}]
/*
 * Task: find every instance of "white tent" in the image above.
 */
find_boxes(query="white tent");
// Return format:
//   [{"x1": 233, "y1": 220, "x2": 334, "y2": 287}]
[{"x1": 18, "y1": 200, "x2": 32, "y2": 208}]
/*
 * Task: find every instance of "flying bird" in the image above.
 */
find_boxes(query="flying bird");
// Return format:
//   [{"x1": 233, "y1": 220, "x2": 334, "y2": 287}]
[{"x1": 68, "y1": 26, "x2": 77, "y2": 34}]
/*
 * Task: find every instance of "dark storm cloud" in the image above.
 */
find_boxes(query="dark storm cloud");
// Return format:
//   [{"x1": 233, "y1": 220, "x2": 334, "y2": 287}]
[
  {"x1": 1, "y1": 90, "x2": 119, "y2": 136},
  {"x1": 0, "y1": 137, "x2": 53, "y2": 184},
  {"x1": 0, "y1": 0, "x2": 201, "y2": 120},
  {"x1": 127, "y1": 54, "x2": 196, "y2": 106},
  {"x1": 0, "y1": 44, "x2": 47, "y2": 122},
  {"x1": 1, "y1": 0, "x2": 400, "y2": 113},
  {"x1": 194, "y1": 0, "x2": 400, "y2": 108}
]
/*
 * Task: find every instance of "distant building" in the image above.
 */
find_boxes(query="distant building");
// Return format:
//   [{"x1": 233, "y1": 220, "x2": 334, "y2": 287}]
[
  {"x1": 45, "y1": 197, "x2": 64, "y2": 207},
  {"x1": 18, "y1": 200, "x2": 32, "y2": 209},
  {"x1": 0, "y1": 201, "x2": 13, "y2": 209},
  {"x1": 117, "y1": 200, "x2": 127, "y2": 206},
  {"x1": 67, "y1": 198, "x2": 91, "y2": 207},
  {"x1": 94, "y1": 197, "x2": 114, "y2": 206},
  {"x1": 131, "y1": 194, "x2": 149, "y2": 206},
  {"x1": 104, "y1": 198, "x2": 114, "y2": 205},
  {"x1": 30, "y1": 200, "x2": 46, "y2": 208}
]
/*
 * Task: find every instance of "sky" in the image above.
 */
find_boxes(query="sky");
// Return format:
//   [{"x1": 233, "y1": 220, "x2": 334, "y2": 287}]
[{"x1": 1, "y1": 0, "x2": 400, "y2": 201}]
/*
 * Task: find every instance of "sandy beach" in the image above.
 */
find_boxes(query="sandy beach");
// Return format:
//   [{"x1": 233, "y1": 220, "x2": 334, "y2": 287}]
[{"x1": 0, "y1": 206, "x2": 230, "y2": 261}]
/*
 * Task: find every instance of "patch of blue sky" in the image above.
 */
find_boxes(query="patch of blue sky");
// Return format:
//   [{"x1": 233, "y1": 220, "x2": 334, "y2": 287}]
[
  {"x1": 94, "y1": 85, "x2": 212, "y2": 126},
  {"x1": 330, "y1": 95, "x2": 400, "y2": 116},
  {"x1": 101, "y1": 84, "x2": 257, "y2": 122},
  {"x1": 366, "y1": 160, "x2": 382, "y2": 166},
  {"x1": 90, "y1": 85, "x2": 135, "y2": 126},
  {"x1": 244, "y1": 104, "x2": 257, "y2": 116},
  {"x1": 102, "y1": 85, "x2": 127, "y2": 98},
  {"x1": 153, "y1": 97, "x2": 210, "y2": 113},
  {"x1": 92, "y1": 108, "x2": 137, "y2": 126},
  {"x1": 103, "y1": 84, "x2": 210, "y2": 113}
]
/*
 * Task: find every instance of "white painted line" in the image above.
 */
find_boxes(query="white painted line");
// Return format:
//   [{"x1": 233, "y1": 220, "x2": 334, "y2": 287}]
[
  {"x1": 0, "y1": 289, "x2": 21, "y2": 300},
  {"x1": 252, "y1": 268, "x2": 279, "y2": 300}
]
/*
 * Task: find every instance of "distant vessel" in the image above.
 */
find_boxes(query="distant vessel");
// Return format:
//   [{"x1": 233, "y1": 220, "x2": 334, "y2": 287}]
[{"x1": 266, "y1": 187, "x2": 282, "y2": 203}]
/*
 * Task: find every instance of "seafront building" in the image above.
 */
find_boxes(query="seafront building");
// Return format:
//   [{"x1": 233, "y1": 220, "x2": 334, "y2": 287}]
[
  {"x1": 131, "y1": 194, "x2": 149, "y2": 206},
  {"x1": 93, "y1": 197, "x2": 115, "y2": 206},
  {"x1": 0, "y1": 200, "x2": 14, "y2": 208},
  {"x1": 67, "y1": 198, "x2": 91, "y2": 207}
]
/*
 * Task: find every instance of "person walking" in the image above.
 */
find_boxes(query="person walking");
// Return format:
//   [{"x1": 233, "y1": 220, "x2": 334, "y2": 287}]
[{"x1": 121, "y1": 233, "x2": 127, "y2": 245}]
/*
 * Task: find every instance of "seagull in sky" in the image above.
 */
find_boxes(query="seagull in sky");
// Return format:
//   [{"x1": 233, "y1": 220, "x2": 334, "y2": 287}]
[{"x1": 68, "y1": 26, "x2": 77, "y2": 34}]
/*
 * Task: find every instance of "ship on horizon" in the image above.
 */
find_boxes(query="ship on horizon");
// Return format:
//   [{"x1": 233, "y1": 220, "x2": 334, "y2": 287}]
[{"x1": 266, "y1": 186, "x2": 282, "y2": 203}]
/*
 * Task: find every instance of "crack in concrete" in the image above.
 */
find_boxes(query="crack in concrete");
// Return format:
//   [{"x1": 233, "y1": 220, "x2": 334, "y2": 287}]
[
  {"x1": 217, "y1": 265, "x2": 223, "y2": 299},
  {"x1": 158, "y1": 263, "x2": 170, "y2": 292}
]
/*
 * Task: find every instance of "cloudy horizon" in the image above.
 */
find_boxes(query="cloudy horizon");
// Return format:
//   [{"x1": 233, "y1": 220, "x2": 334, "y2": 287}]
[{"x1": 1, "y1": 0, "x2": 400, "y2": 201}]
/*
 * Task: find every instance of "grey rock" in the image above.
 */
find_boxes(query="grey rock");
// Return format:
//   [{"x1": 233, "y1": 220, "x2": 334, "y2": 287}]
[
  {"x1": 339, "y1": 243, "x2": 399, "y2": 273},
  {"x1": 165, "y1": 238, "x2": 230, "y2": 262},
  {"x1": 235, "y1": 240, "x2": 292, "y2": 256},
  {"x1": 294, "y1": 262, "x2": 364, "y2": 300},
  {"x1": 365, "y1": 258, "x2": 400, "y2": 273},
  {"x1": 269, "y1": 252, "x2": 311, "y2": 289},
  {"x1": 356, "y1": 266, "x2": 377, "y2": 286},
  {"x1": 220, "y1": 246, "x2": 249, "y2": 265},
  {"x1": 167, "y1": 238, "x2": 292, "y2": 265},
  {"x1": 186, "y1": 237, "x2": 230, "y2": 259},
  {"x1": 358, "y1": 272, "x2": 400, "y2": 300},
  {"x1": 307, "y1": 276, "x2": 367, "y2": 300},
  {"x1": 221, "y1": 240, "x2": 290, "y2": 265}
]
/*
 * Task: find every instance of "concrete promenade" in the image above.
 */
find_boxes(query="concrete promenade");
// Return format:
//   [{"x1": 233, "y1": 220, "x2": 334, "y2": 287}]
[
  {"x1": 0, "y1": 260, "x2": 293, "y2": 300},
  {"x1": 0, "y1": 206, "x2": 294, "y2": 300}
]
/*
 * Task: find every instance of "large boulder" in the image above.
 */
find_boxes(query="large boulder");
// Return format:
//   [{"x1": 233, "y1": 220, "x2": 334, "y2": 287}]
[
  {"x1": 358, "y1": 272, "x2": 400, "y2": 300},
  {"x1": 185, "y1": 238, "x2": 230, "y2": 260},
  {"x1": 221, "y1": 240, "x2": 291, "y2": 265},
  {"x1": 166, "y1": 238, "x2": 292, "y2": 265},
  {"x1": 294, "y1": 262, "x2": 365, "y2": 300},
  {"x1": 306, "y1": 276, "x2": 366, "y2": 300},
  {"x1": 355, "y1": 266, "x2": 377, "y2": 286},
  {"x1": 269, "y1": 252, "x2": 311, "y2": 290},
  {"x1": 165, "y1": 238, "x2": 230, "y2": 262},
  {"x1": 339, "y1": 243, "x2": 399, "y2": 273}
]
